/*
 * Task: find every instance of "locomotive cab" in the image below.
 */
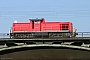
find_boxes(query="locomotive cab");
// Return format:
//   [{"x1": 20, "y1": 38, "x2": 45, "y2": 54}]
[{"x1": 29, "y1": 18, "x2": 45, "y2": 31}]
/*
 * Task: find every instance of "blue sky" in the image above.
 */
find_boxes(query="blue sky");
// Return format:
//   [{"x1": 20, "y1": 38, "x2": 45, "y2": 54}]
[{"x1": 0, "y1": 0, "x2": 90, "y2": 33}]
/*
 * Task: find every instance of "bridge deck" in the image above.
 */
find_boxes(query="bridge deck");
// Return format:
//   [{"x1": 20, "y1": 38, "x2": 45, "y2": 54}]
[
  {"x1": 0, "y1": 32, "x2": 90, "y2": 41},
  {"x1": 0, "y1": 37, "x2": 90, "y2": 41}
]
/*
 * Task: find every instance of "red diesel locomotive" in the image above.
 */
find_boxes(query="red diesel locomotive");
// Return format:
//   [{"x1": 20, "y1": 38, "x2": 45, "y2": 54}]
[{"x1": 10, "y1": 18, "x2": 73, "y2": 38}]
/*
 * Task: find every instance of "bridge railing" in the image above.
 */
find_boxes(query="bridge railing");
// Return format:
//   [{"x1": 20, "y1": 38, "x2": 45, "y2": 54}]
[
  {"x1": 0, "y1": 33, "x2": 9, "y2": 38},
  {"x1": 76, "y1": 32, "x2": 90, "y2": 38},
  {"x1": 0, "y1": 32, "x2": 90, "y2": 38}
]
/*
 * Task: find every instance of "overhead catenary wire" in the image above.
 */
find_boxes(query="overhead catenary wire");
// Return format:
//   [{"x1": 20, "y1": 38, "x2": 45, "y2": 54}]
[{"x1": 0, "y1": 6, "x2": 90, "y2": 19}]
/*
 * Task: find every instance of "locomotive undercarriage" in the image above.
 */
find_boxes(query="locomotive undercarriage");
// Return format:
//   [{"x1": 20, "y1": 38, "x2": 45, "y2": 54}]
[{"x1": 10, "y1": 32, "x2": 72, "y2": 39}]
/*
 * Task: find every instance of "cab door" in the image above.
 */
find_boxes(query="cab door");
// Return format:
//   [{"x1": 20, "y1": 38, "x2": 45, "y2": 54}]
[{"x1": 33, "y1": 20, "x2": 41, "y2": 31}]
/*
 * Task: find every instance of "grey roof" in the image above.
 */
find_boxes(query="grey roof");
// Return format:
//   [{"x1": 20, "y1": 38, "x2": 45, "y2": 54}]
[{"x1": 29, "y1": 18, "x2": 42, "y2": 21}]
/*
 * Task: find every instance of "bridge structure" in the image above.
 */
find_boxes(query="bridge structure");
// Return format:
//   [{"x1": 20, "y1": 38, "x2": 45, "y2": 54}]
[
  {"x1": 0, "y1": 32, "x2": 90, "y2": 52},
  {"x1": 0, "y1": 32, "x2": 90, "y2": 51},
  {"x1": 1, "y1": 32, "x2": 90, "y2": 60}
]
